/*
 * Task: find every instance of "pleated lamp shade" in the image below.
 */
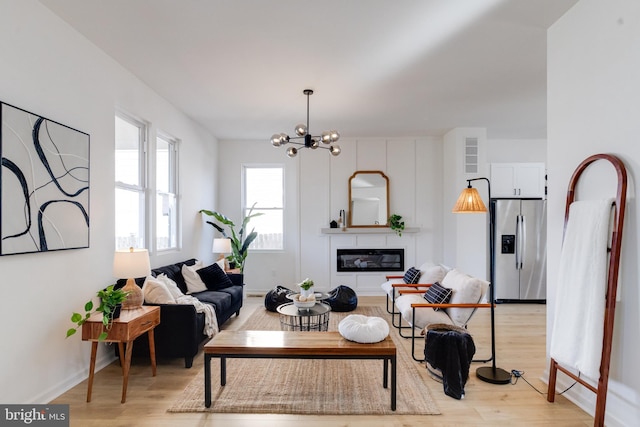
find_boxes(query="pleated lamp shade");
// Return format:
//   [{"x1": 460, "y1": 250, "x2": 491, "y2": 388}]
[
  {"x1": 452, "y1": 187, "x2": 487, "y2": 213},
  {"x1": 113, "y1": 248, "x2": 150, "y2": 309}
]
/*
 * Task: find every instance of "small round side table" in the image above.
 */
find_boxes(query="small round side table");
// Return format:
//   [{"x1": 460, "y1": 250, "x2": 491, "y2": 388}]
[{"x1": 276, "y1": 302, "x2": 331, "y2": 331}]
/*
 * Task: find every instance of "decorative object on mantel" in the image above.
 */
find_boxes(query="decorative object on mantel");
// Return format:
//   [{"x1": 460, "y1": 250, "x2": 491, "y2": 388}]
[
  {"x1": 329, "y1": 220, "x2": 338, "y2": 229},
  {"x1": 200, "y1": 204, "x2": 263, "y2": 273},
  {"x1": 0, "y1": 101, "x2": 90, "y2": 255},
  {"x1": 66, "y1": 284, "x2": 129, "y2": 341},
  {"x1": 113, "y1": 247, "x2": 151, "y2": 310},
  {"x1": 389, "y1": 214, "x2": 405, "y2": 236},
  {"x1": 270, "y1": 89, "x2": 341, "y2": 158}
]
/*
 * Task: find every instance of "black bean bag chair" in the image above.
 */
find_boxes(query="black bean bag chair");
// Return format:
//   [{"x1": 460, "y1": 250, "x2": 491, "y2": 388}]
[
  {"x1": 325, "y1": 285, "x2": 358, "y2": 312},
  {"x1": 264, "y1": 285, "x2": 294, "y2": 312}
]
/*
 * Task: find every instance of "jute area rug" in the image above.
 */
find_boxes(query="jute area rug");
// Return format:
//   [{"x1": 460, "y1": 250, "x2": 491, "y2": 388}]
[{"x1": 167, "y1": 305, "x2": 440, "y2": 415}]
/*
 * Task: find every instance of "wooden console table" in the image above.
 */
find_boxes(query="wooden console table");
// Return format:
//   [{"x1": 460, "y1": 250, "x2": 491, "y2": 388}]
[
  {"x1": 204, "y1": 330, "x2": 397, "y2": 410},
  {"x1": 82, "y1": 305, "x2": 160, "y2": 403}
]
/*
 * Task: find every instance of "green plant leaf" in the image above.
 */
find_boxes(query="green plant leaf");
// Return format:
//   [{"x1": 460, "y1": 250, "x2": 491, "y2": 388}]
[
  {"x1": 84, "y1": 301, "x2": 93, "y2": 312},
  {"x1": 66, "y1": 329, "x2": 77, "y2": 338},
  {"x1": 71, "y1": 312, "x2": 82, "y2": 323},
  {"x1": 98, "y1": 332, "x2": 108, "y2": 341}
]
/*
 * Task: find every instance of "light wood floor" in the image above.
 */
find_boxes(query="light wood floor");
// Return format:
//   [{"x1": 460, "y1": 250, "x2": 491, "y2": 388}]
[{"x1": 51, "y1": 296, "x2": 593, "y2": 426}]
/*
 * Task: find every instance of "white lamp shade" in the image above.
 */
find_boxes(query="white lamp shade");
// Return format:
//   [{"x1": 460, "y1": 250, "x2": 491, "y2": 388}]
[
  {"x1": 113, "y1": 248, "x2": 151, "y2": 279},
  {"x1": 212, "y1": 238, "x2": 232, "y2": 254}
]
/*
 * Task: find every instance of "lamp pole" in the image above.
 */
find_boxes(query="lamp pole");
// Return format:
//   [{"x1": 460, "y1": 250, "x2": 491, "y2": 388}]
[{"x1": 466, "y1": 177, "x2": 511, "y2": 384}]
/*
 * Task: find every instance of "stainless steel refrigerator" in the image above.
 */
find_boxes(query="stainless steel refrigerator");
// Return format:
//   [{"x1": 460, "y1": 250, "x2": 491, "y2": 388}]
[{"x1": 493, "y1": 198, "x2": 547, "y2": 303}]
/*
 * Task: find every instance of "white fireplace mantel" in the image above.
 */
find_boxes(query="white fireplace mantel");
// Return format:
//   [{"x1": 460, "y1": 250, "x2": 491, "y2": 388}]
[{"x1": 320, "y1": 227, "x2": 420, "y2": 235}]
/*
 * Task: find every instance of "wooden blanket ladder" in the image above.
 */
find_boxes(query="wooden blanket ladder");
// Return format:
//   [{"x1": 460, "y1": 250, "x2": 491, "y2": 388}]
[{"x1": 547, "y1": 153, "x2": 627, "y2": 427}]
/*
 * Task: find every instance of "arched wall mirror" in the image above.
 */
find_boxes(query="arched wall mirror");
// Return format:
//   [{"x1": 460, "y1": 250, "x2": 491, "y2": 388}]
[{"x1": 348, "y1": 170, "x2": 390, "y2": 227}]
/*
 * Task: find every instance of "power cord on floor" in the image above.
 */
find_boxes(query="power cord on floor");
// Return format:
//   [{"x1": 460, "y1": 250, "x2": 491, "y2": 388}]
[{"x1": 510, "y1": 369, "x2": 577, "y2": 396}]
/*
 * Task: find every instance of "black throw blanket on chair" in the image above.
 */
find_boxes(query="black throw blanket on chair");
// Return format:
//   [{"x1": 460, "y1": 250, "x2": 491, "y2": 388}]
[{"x1": 424, "y1": 324, "x2": 476, "y2": 399}]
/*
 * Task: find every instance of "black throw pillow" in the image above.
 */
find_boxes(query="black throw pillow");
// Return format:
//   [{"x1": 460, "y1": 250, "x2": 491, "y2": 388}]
[
  {"x1": 197, "y1": 263, "x2": 234, "y2": 290},
  {"x1": 403, "y1": 266, "x2": 421, "y2": 284},
  {"x1": 423, "y1": 281, "x2": 453, "y2": 311}
]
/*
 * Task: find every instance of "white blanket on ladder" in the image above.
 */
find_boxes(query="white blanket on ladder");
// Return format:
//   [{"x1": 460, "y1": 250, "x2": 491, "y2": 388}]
[{"x1": 550, "y1": 198, "x2": 613, "y2": 380}]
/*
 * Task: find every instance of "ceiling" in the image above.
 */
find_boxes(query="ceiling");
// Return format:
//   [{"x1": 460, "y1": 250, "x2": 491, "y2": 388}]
[{"x1": 39, "y1": 0, "x2": 577, "y2": 141}]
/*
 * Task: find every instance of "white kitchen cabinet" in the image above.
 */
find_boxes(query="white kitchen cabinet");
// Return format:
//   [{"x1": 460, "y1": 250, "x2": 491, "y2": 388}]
[{"x1": 491, "y1": 163, "x2": 546, "y2": 198}]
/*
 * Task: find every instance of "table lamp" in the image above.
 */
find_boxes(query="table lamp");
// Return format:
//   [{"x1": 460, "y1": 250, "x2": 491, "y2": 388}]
[
  {"x1": 113, "y1": 247, "x2": 151, "y2": 310},
  {"x1": 212, "y1": 238, "x2": 232, "y2": 270}
]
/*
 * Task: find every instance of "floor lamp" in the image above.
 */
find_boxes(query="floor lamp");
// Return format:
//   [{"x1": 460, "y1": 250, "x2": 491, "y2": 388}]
[{"x1": 453, "y1": 177, "x2": 511, "y2": 384}]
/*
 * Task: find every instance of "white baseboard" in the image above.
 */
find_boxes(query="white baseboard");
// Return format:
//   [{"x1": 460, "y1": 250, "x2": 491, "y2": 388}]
[
  {"x1": 37, "y1": 353, "x2": 117, "y2": 404},
  {"x1": 542, "y1": 370, "x2": 639, "y2": 427}
]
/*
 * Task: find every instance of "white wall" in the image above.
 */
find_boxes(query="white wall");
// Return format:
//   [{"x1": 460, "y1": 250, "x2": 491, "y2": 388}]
[
  {"x1": 218, "y1": 137, "x2": 445, "y2": 295},
  {"x1": 547, "y1": 1, "x2": 640, "y2": 425},
  {"x1": 0, "y1": 1, "x2": 217, "y2": 404}
]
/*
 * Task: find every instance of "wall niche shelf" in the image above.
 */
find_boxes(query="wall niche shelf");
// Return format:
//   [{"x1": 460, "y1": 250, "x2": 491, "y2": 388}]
[{"x1": 320, "y1": 227, "x2": 419, "y2": 235}]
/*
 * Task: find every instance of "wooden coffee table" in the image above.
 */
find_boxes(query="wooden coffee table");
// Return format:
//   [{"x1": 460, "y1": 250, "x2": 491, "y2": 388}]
[{"x1": 204, "y1": 330, "x2": 397, "y2": 410}]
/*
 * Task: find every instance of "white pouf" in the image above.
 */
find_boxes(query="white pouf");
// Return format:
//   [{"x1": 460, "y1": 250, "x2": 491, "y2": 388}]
[{"x1": 338, "y1": 314, "x2": 389, "y2": 343}]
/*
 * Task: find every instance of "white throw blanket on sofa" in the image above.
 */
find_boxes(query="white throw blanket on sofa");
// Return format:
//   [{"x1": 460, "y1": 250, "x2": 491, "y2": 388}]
[
  {"x1": 550, "y1": 199, "x2": 613, "y2": 380},
  {"x1": 176, "y1": 295, "x2": 219, "y2": 337}
]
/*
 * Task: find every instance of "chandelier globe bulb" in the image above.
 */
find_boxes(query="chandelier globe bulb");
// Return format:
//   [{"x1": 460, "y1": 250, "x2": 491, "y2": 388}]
[
  {"x1": 286, "y1": 147, "x2": 298, "y2": 157},
  {"x1": 321, "y1": 131, "x2": 332, "y2": 144},
  {"x1": 295, "y1": 124, "x2": 308, "y2": 137},
  {"x1": 271, "y1": 134, "x2": 282, "y2": 147}
]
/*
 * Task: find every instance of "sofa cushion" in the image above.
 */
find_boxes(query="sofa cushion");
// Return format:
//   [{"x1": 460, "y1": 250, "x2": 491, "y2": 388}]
[
  {"x1": 192, "y1": 290, "x2": 233, "y2": 317},
  {"x1": 197, "y1": 263, "x2": 234, "y2": 290},
  {"x1": 183, "y1": 261, "x2": 207, "y2": 294},
  {"x1": 151, "y1": 258, "x2": 197, "y2": 294},
  {"x1": 395, "y1": 294, "x2": 452, "y2": 329}
]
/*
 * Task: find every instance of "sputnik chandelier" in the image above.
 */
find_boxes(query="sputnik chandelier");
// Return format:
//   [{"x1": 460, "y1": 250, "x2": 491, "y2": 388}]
[{"x1": 270, "y1": 89, "x2": 341, "y2": 157}]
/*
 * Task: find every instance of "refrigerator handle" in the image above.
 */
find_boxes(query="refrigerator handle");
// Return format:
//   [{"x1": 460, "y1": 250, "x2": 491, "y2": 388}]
[
  {"x1": 517, "y1": 214, "x2": 525, "y2": 269},
  {"x1": 515, "y1": 215, "x2": 521, "y2": 269}
]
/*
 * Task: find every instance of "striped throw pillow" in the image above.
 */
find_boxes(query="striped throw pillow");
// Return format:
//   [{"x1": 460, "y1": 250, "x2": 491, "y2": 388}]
[
  {"x1": 423, "y1": 281, "x2": 453, "y2": 311},
  {"x1": 403, "y1": 266, "x2": 421, "y2": 284}
]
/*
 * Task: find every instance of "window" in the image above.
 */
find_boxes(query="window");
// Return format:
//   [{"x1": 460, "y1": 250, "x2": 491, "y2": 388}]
[
  {"x1": 115, "y1": 113, "x2": 147, "y2": 250},
  {"x1": 243, "y1": 166, "x2": 284, "y2": 250},
  {"x1": 156, "y1": 133, "x2": 179, "y2": 251}
]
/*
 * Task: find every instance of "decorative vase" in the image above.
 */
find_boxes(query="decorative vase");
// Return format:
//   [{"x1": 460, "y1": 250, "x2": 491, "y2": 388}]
[
  {"x1": 121, "y1": 278, "x2": 143, "y2": 309},
  {"x1": 300, "y1": 288, "x2": 313, "y2": 298}
]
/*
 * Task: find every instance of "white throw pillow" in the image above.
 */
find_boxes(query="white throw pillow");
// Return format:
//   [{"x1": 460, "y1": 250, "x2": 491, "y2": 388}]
[
  {"x1": 215, "y1": 258, "x2": 226, "y2": 271},
  {"x1": 182, "y1": 261, "x2": 207, "y2": 294},
  {"x1": 338, "y1": 314, "x2": 390, "y2": 343},
  {"x1": 156, "y1": 273, "x2": 184, "y2": 300},
  {"x1": 441, "y1": 269, "x2": 489, "y2": 326},
  {"x1": 142, "y1": 276, "x2": 175, "y2": 304},
  {"x1": 417, "y1": 262, "x2": 447, "y2": 284}
]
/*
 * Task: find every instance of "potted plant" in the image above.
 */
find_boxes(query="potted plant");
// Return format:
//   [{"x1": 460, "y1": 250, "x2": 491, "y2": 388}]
[
  {"x1": 199, "y1": 203, "x2": 263, "y2": 273},
  {"x1": 389, "y1": 214, "x2": 405, "y2": 236},
  {"x1": 66, "y1": 285, "x2": 130, "y2": 341},
  {"x1": 298, "y1": 278, "x2": 314, "y2": 298}
]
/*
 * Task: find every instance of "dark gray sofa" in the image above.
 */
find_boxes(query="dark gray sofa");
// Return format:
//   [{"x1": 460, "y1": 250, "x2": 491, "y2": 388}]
[{"x1": 115, "y1": 258, "x2": 244, "y2": 368}]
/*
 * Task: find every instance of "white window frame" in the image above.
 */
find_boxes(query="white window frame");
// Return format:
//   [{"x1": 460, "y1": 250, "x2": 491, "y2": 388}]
[
  {"x1": 242, "y1": 164, "x2": 285, "y2": 251},
  {"x1": 155, "y1": 132, "x2": 181, "y2": 252},
  {"x1": 115, "y1": 111, "x2": 148, "y2": 250}
]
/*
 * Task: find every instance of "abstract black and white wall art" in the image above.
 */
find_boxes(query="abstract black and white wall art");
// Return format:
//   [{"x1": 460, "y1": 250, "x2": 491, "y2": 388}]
[{"x1": 1, "y1": 102, "x2": 89, "y2": 255}]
